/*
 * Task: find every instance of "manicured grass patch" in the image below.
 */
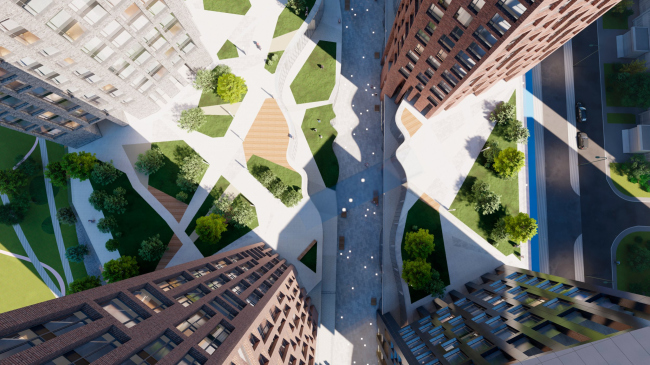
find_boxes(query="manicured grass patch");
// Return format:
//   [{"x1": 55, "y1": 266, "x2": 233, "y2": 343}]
[
  {"x1": 604, "y1": 63, "x2": 624, "y2": 107},
  {"x1": 607, "y1": 113, "x2": 636, "y2": 124},
  {"x1": 217, "y1": 40, "x2": 239, "y2": 60},
  {"x1": 301, "y1": 105, "x2": 339, "y2": 187},
  {"x1": 0, "y1": 250, "x2": 55, "y2": 314},
  {"x1": 185, "y1": 176, "x2": 230, "y2": 236},
  {"x1": 300, "y1": 242, "x2": 317, "y2": 272},
  {"x1": 203, "y1": 0, "x2": 251, "y2": 14},
  {"x1": 0, "y1": 127, "x2": 37, "y2": 170},
  {"x1": 603, "y1": 8, "x2": 633, "y2": 30},
  {"x1": 193, "y1": 194, "x2": 259, "y2": 257},
  {"x1": 616, "y1": 231, "x2": 650, "y2": 293},
  {"x1": 265, "y1": 51, "x2": 285, "y2": 74},
  {"x1": 247, "y1": 155, "x2": 302, "y2": 190},
  {"x1": 198, "y1": 115, "x2": 234, "y2": 138},
  {"x1": 90, "y1": 172, "x2": 174, "y2": 273},
  {"x1": 290, "y1": 41, "x2": 337, "y2": 104},
  {"x1": 198, "y1": 90, "x2": 228, "y2": 108},
  {"x1": 273, "y1": 0, "x2": 317, "y2": 38},
  {"x1": 148, "y1": 141, "x2": 208, "y2": 202},
  {"x1": 449, "y1": 92, "x2": 521, "y2": 258},
  {"x1": 610, "y1": 163, "x2": 650, "y2": 198},
  {"x1": 401, "y1": 200, "x2": 450, "y2": 303}
]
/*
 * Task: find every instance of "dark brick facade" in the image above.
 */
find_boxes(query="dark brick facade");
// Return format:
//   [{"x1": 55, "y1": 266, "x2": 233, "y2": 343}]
[{"x1": 0, "y1": 243, "x2": 318, "y2": 365}]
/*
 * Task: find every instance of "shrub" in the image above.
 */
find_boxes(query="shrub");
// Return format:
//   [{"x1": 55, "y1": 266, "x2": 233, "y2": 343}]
[
  {"x1": 15, "y1": 156, "x2": 39, "y2": 176},
  {"x1": 91, "y1": 161, "x2": 121, "y2": 185},
  {"x1": 56, "y1": 207, "x2": 77, "y2": 225},
  {"x1": 503, "y1": 119, "x2": 530, "y2": 144},
  {"x1": 268, "y1": 178, "x2": 288, "y2": 198},
  {"x1": 135, "y1": 149, "x2": 165, "y2": 175},
  {"x1": 231, "y1": 196, "x2": 256, "y2": 227},
  {"x1": 625, "y1": 154, "x2": 650, "y2": 182},
  {"x1": 179, "y1": 155, "x2": 207, "y2": 184},
  {"x1": 176, "y1": 191, "x2": 189, "y2": 202},
  {"x1": 88, "y1": 190, "x2": 108, "y2": 211},
  {"x1": 616, "y1": 71, "x2": 650, "y2": 108},
  {"x1": 628, "y1": 243, "x2": 650, "y2": 272},
  {"x1": 504, "y1": 213, "x2": 538, "y2": 243},
  {"x1": 287, "y1": 0, "x2": 306, "y2": 14},
  {"x1": 620, "y1": 59, "x2": 646, "y2": 74},
  {"x1": 213, "y1": 194, "x2": 234, "y2": 216},
  {"x1": 427, "y1": 269, "x2": 446, "y2": 298},
  {"x1": 489, "y1": 102, "x2": 515, "y2": 125},
  {"x1": 65, "y1": 245, "x2": 89, "y2": 263},
  {"x1": 138, "y1": 234, "x2": 167, "y2": 262},
  {"x1": 102, "y1": 187, "x2": 128, "y2": 214},
  {"x1": 97, "y1": 216, "x2": 118, "y2": 233},
  {"x1": 102, "y1": 256, "x2": 139, "y2": 283},
  {"x1": 404, "y1": 228, "x2": 435, "y2": 259},
  {"x1": 217, "y1": 73, "x2": 248, "y2": 104},
  {"x1": 193, "y1": 68, "x2": 218, "y2": 91},
  {"x1": 105, "y1": 238, "x2": 120, "y2": 252},
  {"x1": 213, "y1": 64, "x2": 232, "y2": 79},
  {"x1": 280, "y1": 188, "x2": 302, "y2": 207},
  {"x1": 45, "y1": 161, "x2": 68, "y2": 187},
  {"x1": 177, "y1": 107, "x2": 206, "y2": 132},
  {"x1": 635, "y1": 235, "x2": 644, "y2": 243},
  {"x1": 472, "y1": 181, "x2": 501, "y2": 215},
  {"x1": 482, "y1": 141, "x2": 500, "y2": 169},
  {"x1": 491, "y1": 218, "x2": 508, "y2": 241},
  {"x1": 257, "y1": 170, "x2": 276, "y2": 187},
  {"x1": 69, "y1": 276, "x2": 102, "y2": 294},
  {"x1": 196, "y1": 213, "x2": 228, "y2": 243},
  {"x1": 176, "y1": 175, "x2": 198, "y2": 193},
  {"x1": 0, "y1": 169, "x2": 29, "y2": 196},
  {"x1": 61, "y1": 152, "x2": 97, "y2": 180},
  {"x1": 401, "y1": 259, "x2": 432, "y2": 290},
  {"x1": 493, "y1": 147, "x2": 525, "y2": 179},
  {"x1": 411, "y1": 225, "x2": 419, "y2": 232},
  {"x1": 0, "y1": 201, "x2": 27, "y2": 225}
]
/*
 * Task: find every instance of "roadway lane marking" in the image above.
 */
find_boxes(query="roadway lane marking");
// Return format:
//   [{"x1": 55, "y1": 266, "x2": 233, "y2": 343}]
[
  {"x1": 563, "y1": 40, "x2": 581, "y2": 197},
  {"x1": 574, "y1": 234, "x2": 584, "y2": 282}
]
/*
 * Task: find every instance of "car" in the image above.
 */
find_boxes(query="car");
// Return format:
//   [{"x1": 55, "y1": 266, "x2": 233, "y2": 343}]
[
  {"x1": 576, "y1": 102, "x2": 587, "y2": 123},
  {"x1": 577, "y1": 132, "x2": 589, "y2": 150}
]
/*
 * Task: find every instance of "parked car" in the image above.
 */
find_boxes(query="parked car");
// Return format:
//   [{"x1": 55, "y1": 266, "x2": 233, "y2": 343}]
[
  {"x1": 576, "y1": 102, "x2": 587, "y2": 123},
  {"x1": 577, "y1": 132, "x2": 589, "y2": 150}
]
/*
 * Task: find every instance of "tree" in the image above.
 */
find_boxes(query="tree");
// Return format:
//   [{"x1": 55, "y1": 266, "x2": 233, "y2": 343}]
[
  {"x1": 138, "y1": 234, "x2": 167, "y2": 261},
  {"x1": 611, "y1": 0, "x2": 633, "y2": 13},
  {"x1": 504, "y1": 119, "x2": 530, "y2": 144},
  {"x1": 231, "y1": 196, "x2": 256, "y2": 227},
  {"x1": 193, "y1": 68, "x2": 218, "y2": 91},
  {"x1": 269, "y1": 179, "x2": 287, "y2": 198},
  {"x1": 472, "y1": 181, "x2": 501, "y2": 215},
  {"x1": 179, "y1": 155, "x2": 207, "y2": 184},
  {"x1": 102, "y1": 256, "x2": 139, "y2": 283},
  {"x1": 213, "y1": 64, "x2": 232, "y2": 79},
  {"x1": 404, "y1": 228, "x2": 435, "y2": 259},
  {"x1": 617, "y1": 71, "x2": 650, "y2": 108},
  {"x1": 196, "y1": 213, "x2": 228, "y2": 243},
  {"x1": 61, "y1": 152, "x2": 97, "y2": 180},
  {"x1": 624, "y1": 154, "x2": 650, "y2": 182},
  {"x1": 15, "y1": 156, "x2": 39, "y2": 176},
  {"x1": 176, "y1": 191, "x2": 188, "y2": 202},
  {"x1": 491, "y1": 217, "x2": 508, "y2": 241},
  {"x1": 427, "y1": 269, "x2": 446, "y2": 298},
  {"x1": 493, "y1": 148, "x2": 525, "y2": 179},
  {"x1": 91, "y1": 161, "x2": 121, "y2": 185},
  {"x1": 217, "y1": 73, "x2": 248, "y2": 104},
  {"x1": 0, "y1": 201, "x2": 27, "y2": 225},
  {"x1": 489, "y1": 102, "x2": 515, "y2": 125},
  {"x1": 287, "y1": 0, "x2": 306, "y2": 15},
  {"x1": 65, "y1": 244, "x2": 89, "y2": 263},
  {"x1": 69, "y1": 276, "x2": 102, "y2": 294},
  {"x1": 504, "y1": 213, "x2": 538, "y2": 243},
  {"x1": 103, "y1": 187, "x2": 128, "y2": 214},
  {"x1": 56, "y1": 207, "x2": 77, "y2": 225},
  {"x1": 401, "y1": 259, "x2": 432, "y2": 290},
  {"x1": 280, "y1": 188, "x2": 302, "y2": 207},
  {"x1": 45, "y1": 161, "x2": 68, "y2": 187},
  {"x1": 628, "y1": 243, "x2": 650, "y2": 272},
  {"x1": 135, "y1": 149, "x2": 165, "y2": 175},
  {"x1": 482, "y1": 140, "x2": 501, "y2": 169},
  {"x1": 0, "y1": 169, "x2": 29, "y2": 196},
  {"x1": 257, "y1": 169, "x2": 276, "y2": 187},
  {"x1": 176, "y1": 175, "x2": 198, "y2": 193},
  {"x1": 177, "y1": 107, "x2": 206, "y2": 132},
  {"x1": 105, "y1": 238, "x2": 120, "y2": 252},
  {"x1": 213, "y1": 194, "x2": 234, "y2": 216},
  {"x1": 88, "y1": 190, "x2": 108, "y2": 211},
  {"x1": 97, "y1": 216, "x2": 118, "y2": 234},
  {"x1": 620, "y1": 59, "x2": 646, "y2": 74}
]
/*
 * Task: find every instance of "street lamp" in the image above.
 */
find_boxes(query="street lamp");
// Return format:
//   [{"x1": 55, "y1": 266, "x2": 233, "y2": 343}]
[
  {"x1": 579, "y1": 156, "x2": 608, "y2": 166},
  {"x1": 573, "y1": 44, "x2": 599, "y2": 67}
]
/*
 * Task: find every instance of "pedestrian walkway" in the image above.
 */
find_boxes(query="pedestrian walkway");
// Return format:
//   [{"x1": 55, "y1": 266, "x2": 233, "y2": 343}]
[
  {"x1": 39, "y1": 138, "x2": 74, "y2": 285},
  {"x1": 0, "y1": 249, "x2": 65, "y2": 298}
]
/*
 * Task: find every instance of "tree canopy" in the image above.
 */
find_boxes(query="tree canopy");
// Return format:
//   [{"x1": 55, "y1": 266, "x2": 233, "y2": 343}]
[
  {"x1": 217, "y1": 73, "x2": 248, "y2": 104},
  {"x1": 493, "y1": 147, "x2": 525, "y2": 179},
  {"x1": 196, "y1": 213, "x2": 228, "y2": 243},
  {"x1": 102, "y1": 256, "x2": 140, "y2": 283},
  {"x1": 404, "y1": 228, "x2": 435, "y2": 259},
  {"x1": 504, "y1": 213, "x2": 538, "y2": 243}
]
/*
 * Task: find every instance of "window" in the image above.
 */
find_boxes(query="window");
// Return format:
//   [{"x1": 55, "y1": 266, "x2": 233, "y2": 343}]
[
  {"x1": 427, "y1": 4, "x2": 444, "y2": 22},
  {"x1": 210, "y1": 298, "x2": 238, "y2": 320},
  {"x1": 454, "y1": 7, "x2": 474, "y2": 27},
  {"x1": 467, "y1": 42, "x2": 487, "y2": 60},
  {"x1": 438, "y1": 80, "x2": 453, "y2": 94},
  {"x1": 0, "y1": 311, "x2": 93, "y2": 360},
  {"x1": 427, "y1": 56, "x2": 441, "y2": 70},
  {"x1": 101, "y1": 298, "x2": 145, "y2": 328},
  {"x1": 436, "y1": 49, "x2": 448, "y2": 62},
  {"x1": 158, "y1": 275, "x2": 189, "y2": 291},
  {"x1": 176, "y1": 288, "x2": 207, "y2": 307},
  {"x1": 425, "y1": 21, "x2": 437, "y2": 35},
  {"x1": 206, "y1": 277, "x2": 226, "y2": 290},
  {"x1": 231, "y1": 282, "x2": 249, "y2": 295},
  {"x1": 498, "y1": 0, "x2": 526, "y2": 20},
  {"x1": 177, "y1": 352, "x2": 203, "y2": 365},
  {"x1": 456, "y1": 50, "x2": 476, "y2": 69},
  {"x1": 198, "y1": 324, "x2": 231, "y2": 355},
  {"x1": 176, "y1": 310, "x2": 211, "y2": 336},
  {"x1": 190, "y1": 266, "x2": 212, "y2": 278},
  {"x1": 416, "y1": 30, "x2": 430, "y2": 45},
  {"x1": 489, "y1": 14, "x2": 511, "y2": 36},
  {"x1": 122, "y1": 335, "x2": 178, "y2": 365},
  {"x1": 469, "y1": 0, "x2": 485, "y2": 13},
  {"x1": 147, "y1": 0, "x2": 167, "y2": 16},
  {"x1": 18, "y1": 0, "x2": 53, "y2": 16},
  {"x1": 451, "y1": 64, "x2": 467, "y2": 79},
  {"x1": 44, "y1": 332, "x2": 122, "y2": 365},
  {"x1": 246, "y1": 291, "x2": 263, "y2": 306},
  {"x1": 132, "y1": 288, "x2": 167, "y2": 313},
  {"x1": 258, "y1": 321, "x2": 272, "y2": 340},
  {"x1": 440, "y1": 35, "x2": 455, "y2": 51},
  {"x1": 474, "y1": 26, "x2": 498, "y2": 48},
  {"x1": 0, "y1": 19, "x2": 40, "y2": 45},
  {"x1": 47, "y1": 11, "x2": 84, "y2": 42},
  {"x1": 451, "y1": 26, "x2": 464, "y2": 41}
]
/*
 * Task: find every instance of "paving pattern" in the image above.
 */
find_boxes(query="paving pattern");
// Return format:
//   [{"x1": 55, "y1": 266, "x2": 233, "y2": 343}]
[
  {"x1": 401, "y1": 109, "x2": 423, "y2": 137},
  {"x1": 243, "y1": 98, "x2": 294, "y2": 170},
  {"x1": 147, "y1": 186, "x2": 189, "y2": 222}
]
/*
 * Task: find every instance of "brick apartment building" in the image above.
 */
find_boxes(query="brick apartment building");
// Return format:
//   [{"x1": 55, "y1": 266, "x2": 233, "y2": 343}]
[
  {"x1": 0, "y1": 0, "x2": 211, "y2": 147},
  {"x1": 0, "y1": 243, "x2": 318, "y2": 365},
  {"x1": 381, "y1": 0, "x2": 620, "y2": 118},
  {"x1": 377, "y1": 265, "x2": 650, "y2": 364}
]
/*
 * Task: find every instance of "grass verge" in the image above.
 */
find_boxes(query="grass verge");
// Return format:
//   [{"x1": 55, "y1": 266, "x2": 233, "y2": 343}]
[
  {"x1": 247, "y1": 155, "x2": 302, "y2": 190},
  {"x1": 198, "y1": 115, "x2": 234, "y2": 138},
  {"x1": 616, "y1": 231, "x2": 650, "y2": 293},
  {"x1": 148, "y1": 141, "x2": 208, "y2": 202},
  {"x1": 272, "y1": 0, "x2": 317, "y2": 38},
  {"x1": 198, "y1": 90, "x2": 228, "y2": 108},
  {"x1": 401, "y1": 200, "x2": 450, "y2": 303},
  {"x1": 0, "y1": 245, "x2": 55, "y2": 314},
  {"x1": 203, "y1": 0, "x2": 251, "y2": 14},
  {"x1": 301, "y1": 105, "x2": 338, "y2": 187},
  {"x1": 265, "y1": 51, "x2": 285, "y2": 74},
  {"x1": 607, "y1": 113, "x2": 636, "y2": 124},
  {"x1": 609, "y1": 163, "x2": 650, "y2": 197},
  {"x1": 290, "y1": 41, "x2": 337, "y2": 104},
  {"x1": 602, "y1": 8, "x2": 632, "y2": 30},
  {"x1": 217, "y1": 40, "x2": 239, "y2": 60},
  {"x1": 300, "y1": 242, "x2": 317, "y2": 273},
  {"x1": 185, "y1": 176, "x2": 230, "y2": 236}
]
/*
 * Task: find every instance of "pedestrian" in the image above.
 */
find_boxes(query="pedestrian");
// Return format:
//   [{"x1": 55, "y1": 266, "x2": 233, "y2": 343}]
[
  {"x1": 319, "y1": 134, "x2": 323, "y2": 139},
  {"x1": 365, "y1": 162, "x2": 370, "y2": 167},
  {"x1": 317, "y1": 119, "x2": 321, "y2": 123},
  {"x1": 311, "y1": 128, "x2": 317, "y2": 132},
  {"x1": 88, "y1": 219, "x2": 96, "y2": 223},
  {"x1": 338, "y1": 18, "x2": 341, "y2": 24}
]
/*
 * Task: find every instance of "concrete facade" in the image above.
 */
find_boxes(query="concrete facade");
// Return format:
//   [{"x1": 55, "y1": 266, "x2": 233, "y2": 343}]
[
  {"x1": 380, "y1": 0, "x2": 621, "y2": 118},
  {"x1": 0, "y1": 0, "x2": 211, "y2": 147}
]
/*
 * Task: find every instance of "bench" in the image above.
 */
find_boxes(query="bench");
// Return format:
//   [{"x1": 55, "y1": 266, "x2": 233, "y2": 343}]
[
  {"x1": 373, "y1": 190, "x2": 379, "y2": 206},
  {"x1": 339, "y1": 236, "x2": 345, "y2": 250}
]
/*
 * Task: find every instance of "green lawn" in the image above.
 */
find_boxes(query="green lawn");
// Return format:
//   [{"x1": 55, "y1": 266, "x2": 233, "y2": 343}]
[
  {"x1": 148, "y1": 141, "x2": 208, "y2": 202},
  {"x1": 607, "y1": 113, "x2": 636, "y2": 124},
  {"x1": 272, "y1": 0, "x2": 317, "y2": 38},
  {"x1": 198, "y1": 115, "x2": 234, "y2": 138},
  {"x1": 616, "y1": 231, "x2": 650, "y2": 293},
  {"x1": 217, "y1": 40, "x2": 239, "y2": 60},
  {"x1": 90, "y1": 171, "x2": 174, "y2": 273},
  {"x1": 301, "y1": 105, "x2": 339, "y2": 188},
  {"x1": 300, "y1": 242, "x2": 317, "y2": 272},
  {"x1": 401, "y1": 200, "x2": 450, "y2": 303},
  {"x1": 610, "y1": 163, "x2": 650, "y2": 198},
  {"x1": 203, "y1": 0, "x2": 251, "y2": 15},
  {"x1": 185, "y1": 176, "x2": 230, "y2": 236},
  {"x1": 247, "y1": 155, "x2": 302, "y2": 190},
  {"x1": 198, "y1": 90, "x2": 228, "y2": 108},
  {"x1": 0, "y1": 248, "x2": 54, "y2": 314},
  {"x1": 265, "y1": 51, "x2": 285, "y2": 74},
  {"x1": 290, "y1": 41, "x2": 337, "y2": 104},
  {"x1": 603, "y1": 8, "x2": 632, "y2": 30},
  {"x1": 449, "y1": 92, "x2": 521, "y2": 258},
  {"x1": 604, "y1": 63, "x2": 624, "y2": 107}
]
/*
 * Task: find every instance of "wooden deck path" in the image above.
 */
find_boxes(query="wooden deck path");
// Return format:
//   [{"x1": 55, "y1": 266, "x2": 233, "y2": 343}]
[
  {"x1": 402, "y1": 109, "x2": 423, "y2": 137},
  {"x1": 147, "y1": 186, "x2": 188, "y2": 222},
  {"x1": 420, "y1": 193, "x2": 441, "y2": 212},
  {"x1": 243, "y1": 98, "x2": 294, "y2": 170},
  {"x1": 155, "y1": 234, "x2": 183, "y2": 271}
]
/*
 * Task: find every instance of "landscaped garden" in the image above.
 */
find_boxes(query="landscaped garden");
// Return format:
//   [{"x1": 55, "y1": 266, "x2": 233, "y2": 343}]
[
  {"x1": 300, "y1": 242, "x2": 317, "y2": 272},
  {"x1": 217, "y1": 40, "x2": 238, "y2": 60},
  {"x1": 602, "y1": 1, "x2": 633, "y2": 30},
  {"x1": 186, "y1": 176, "x2": 231, "y2": 236},
  {"x1": 401, "y1": 199, "x2": 450, "y2": 302},
  {"x1": 203, "y1": 0, "x2": 251, "y2": 15},
  {"x1": 301, "y1": 104, "x2": 339, "y2": 187},
  {"x1": 607, "y1": 113, "x2": 636, "y2": 124},
  {"x1": 197, "y1": 115, "x2": 234, "y2": 138},
  {"x1": 604, "y1": 61, "x2": 650, "y2": 109},
  {"x1": 248, "y1": 155, "x2": 303, "y2": 207},
  {"x1": 290, "y1": 40, "x2": 337, "y2": 104},
  {"x1": 265, "y1": 51, "x2": 285, "y2": 74},
  {"x1": 609, "y1": 156, "x2": 650, "y2": 198},
  {"x1": 616, "y1": 231, "x2": 650, "y2": 295},
  {"x1": 273, "y1": 0, "x2": 317, "y2": 38},
  {"x1": 196, "y1": 65, "x2": 247, "y2": 108}
]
